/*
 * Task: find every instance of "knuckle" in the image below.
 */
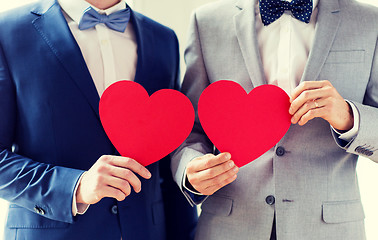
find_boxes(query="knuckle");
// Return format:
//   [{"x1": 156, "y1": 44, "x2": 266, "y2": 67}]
[
  {"x1": 207, "y1": 168, "x2": 215, "y2": 177},
  {"x1": 227, "y1": 171, "x2": 236, "y2": 179},
  {"x1": 188, "y1": 175, "x2": 198, "y2": 185},
  {"x1": 303, "y1": 91, "x2": 310, "y2": 99},
  {"x1": 97, "y1": 164, "x2": 108, "y2": 174},
  {"x1": 204, "y1": 159, "x2": 212, "y2": 169},
  {"x1": 223, "y1": 178, "x2": 233, "y2": 185},
  {"x1": 96, "y1": 174, "x2": 104, "y2": 184},
  {"x1": 100, "y1": 155, "x2": 111, "y2": 163},
  {"x1": 123, "y1": 157, "x2": 132, "y2": 166},
  {"x1": 326, "y1": 85, "x2": 334, "y2": 93},
  {"x1": 323, "y1": 80, "x2": 331, "y2": 86},
  {"x1": 223, "y1": 162, "x2": 231, "y2": 171},
  {"x1": 123, "y1": 169, "x2": 132, "y2": 178},
  {"x1": 186, "y1": 164, "x2": 195, "y2": 174},
  {"x1": 211, "y1": 177, "x2": 221, "y2": 186}
]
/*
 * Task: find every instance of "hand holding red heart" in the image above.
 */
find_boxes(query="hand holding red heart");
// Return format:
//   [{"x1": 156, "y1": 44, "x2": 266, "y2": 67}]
[
  {"x1": 289, "y1": 80, "x2": 354, "y2": 131},
  {"x1": 186, "y1": 153, "x2": 239, "y2": 195},
  {"x1": 76, "y1": 155, "x2": 151, "y2": 204}
]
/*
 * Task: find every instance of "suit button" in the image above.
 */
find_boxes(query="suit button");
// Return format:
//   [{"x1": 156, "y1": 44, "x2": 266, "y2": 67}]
[
  {"x1": 265, "y1": 195, "x2": 275, "y2": 205},
  {"x1": 111, "y1": 205, "x2": 118, "y2": 215},
  {"x1": 362, "y1": 149, "x2": 368, "y2": 155},
  {"x1": 34, "y1": 206, "x2": 45, "y2": 215},
  {"x1": 276, "y1": 147, "x2": 285, "y2": 156},
  {"x1": 355, "y1": 146, "x2": 362, "y2": 153}
]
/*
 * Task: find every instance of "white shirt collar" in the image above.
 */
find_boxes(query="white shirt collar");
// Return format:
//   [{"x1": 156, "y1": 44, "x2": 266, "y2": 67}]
[{"x1": 58, "y1": 0, "x2": 128, "y2": 24}]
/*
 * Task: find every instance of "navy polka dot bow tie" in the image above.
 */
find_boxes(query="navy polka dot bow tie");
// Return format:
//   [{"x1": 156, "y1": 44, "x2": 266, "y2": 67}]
[{"x1": 259, "y1": 0, "x2": 313, "y2": 26}]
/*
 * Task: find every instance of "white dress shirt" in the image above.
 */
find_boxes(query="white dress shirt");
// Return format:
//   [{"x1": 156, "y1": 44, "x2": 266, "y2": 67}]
[
  {"x1": 183, "y1": 0, "x2": 359, "y2": 194},
  {"x1": 256, "y1": 0, "x2": 318, "y2": 95},
  {"x1": 57, "y1": 0, "x2": 138, "y2": 216},
  {"x1": 59, "y1": 0, "x2": 137, "y2": 97},
  {"x1": 255, "y1": 0, "x2": 359, "y2": 140}
]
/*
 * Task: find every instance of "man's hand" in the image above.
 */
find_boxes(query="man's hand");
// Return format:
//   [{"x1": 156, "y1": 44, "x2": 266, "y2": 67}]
[
  {"x1": 76, "y1": 155, "x2": 151, "y2": 204},
  {"x1": 186, "y1": 153, "x2": 239, "y2": 195},
  {"x1": 289, "y1": 80, "x2": 354, "y2": 131}
]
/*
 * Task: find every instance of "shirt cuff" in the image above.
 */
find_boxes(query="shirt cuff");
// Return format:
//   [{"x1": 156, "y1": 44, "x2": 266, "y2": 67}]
[
  {"x1": 72, "y1": 172, "x2": 90, "y2": 216},
  {"x1": 182, "y1": 167, "x2": 204, "y2": 196},
  {"x1": 182, "y1": 167, "x2": 207, "y2": 205},
  {"x1": 331, "y1": 100, "x2": 360, "y2": 142}
]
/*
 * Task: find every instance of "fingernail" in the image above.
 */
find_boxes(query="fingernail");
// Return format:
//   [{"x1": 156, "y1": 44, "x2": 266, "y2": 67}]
[
  {"x1": 146, "y1": 171, "x2": 152, "y2": 179},
  {"x1": 233, "y1": 166, "x2": 239, "y2": 172},
  {"x1": 229, "y1": 161, "x2": 234, "y2": 168}
]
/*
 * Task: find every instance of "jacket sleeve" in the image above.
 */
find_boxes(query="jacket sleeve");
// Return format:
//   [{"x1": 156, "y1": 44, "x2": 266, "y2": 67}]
[
  {"x1": 170, "y1": 12, "x2": 213, "y2": 206},
  {"x1": 332, "y1": 38, "x2": 378, "y2": 163},
  {"x1": 0, "y1": 41, "x2": 84, "y2": 224}
]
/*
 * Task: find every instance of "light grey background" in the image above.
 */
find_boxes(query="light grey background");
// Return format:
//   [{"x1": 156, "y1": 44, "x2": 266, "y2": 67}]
[{"x1": 0, "y1": 0, "x2": 377, "y2": 239}]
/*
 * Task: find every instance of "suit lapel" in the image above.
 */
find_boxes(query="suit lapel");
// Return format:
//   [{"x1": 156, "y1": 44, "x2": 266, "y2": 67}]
[
  {"x1": 131, "y1": 11, "x2": 156, "y2": 95},
  {"x1": 301, "y1": 0, "x2": 341, "y2": 82},
  {"x1": 234, "y1": 0, "x2": 266, "y2": 88},
  {"x1": 31, "y1": 0, "x2": 101, "y2": 117}
]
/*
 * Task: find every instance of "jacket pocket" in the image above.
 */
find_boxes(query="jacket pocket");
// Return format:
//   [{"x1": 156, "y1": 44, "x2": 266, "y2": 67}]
[
  {"x1": 322, "y1": 200, "x2": 365, "y2": 224},
  {"x1": 325, "y1": 50, "x2": 365, "y2": 64},
  {"x1": 6, "y1": 205, "x2": 69, "y2": 229},
  {"x1": 201, "y1": 195, "x2": 233, "y2": 217}
]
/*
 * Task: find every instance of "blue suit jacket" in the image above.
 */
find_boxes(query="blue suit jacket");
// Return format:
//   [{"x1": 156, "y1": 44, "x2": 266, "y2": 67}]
[{"x1": 0, "y1": 0, "x2": 197, "y2": 239}]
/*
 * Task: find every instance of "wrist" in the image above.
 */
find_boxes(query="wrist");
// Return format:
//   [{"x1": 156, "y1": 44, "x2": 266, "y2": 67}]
[
  {"x1": 75, "y1": 172, "x2": 87, "y2": 204},
  {"x1": 334, "y1": 101, "x2": 354, "y2": 132}
]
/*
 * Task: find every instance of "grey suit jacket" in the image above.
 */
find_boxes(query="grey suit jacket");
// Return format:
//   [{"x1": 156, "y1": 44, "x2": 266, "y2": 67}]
[{"x1": 171, "y1": 0, "x2": 378, "y2": 239}]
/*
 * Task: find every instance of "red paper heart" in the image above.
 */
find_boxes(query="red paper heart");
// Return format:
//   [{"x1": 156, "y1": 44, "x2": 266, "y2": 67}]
[
  {"x1": 99, "y1": 81, "x2": 194, "y2": 166},
  {"x1": 198, "y1": 80, "x2": 291, "y2": 167}
]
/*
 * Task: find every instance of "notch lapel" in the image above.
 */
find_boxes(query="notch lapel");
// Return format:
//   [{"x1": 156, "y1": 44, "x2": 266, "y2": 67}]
[
  {"x1": 234, "y1": 0, "x2": 266, "y2": 88},
  {"x1": 31, "y1": 0, "x2": 101, "y2": 118},
  {"x1": 301, "y1": 0, "x2": 341, "y2": 82},
  {"x1": 130, "y1": 11, "x2": 156, "y2": 95}
]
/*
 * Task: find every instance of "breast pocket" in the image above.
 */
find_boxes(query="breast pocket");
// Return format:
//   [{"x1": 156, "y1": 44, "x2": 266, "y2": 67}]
[
  {"x1": 325, "y1": 50, "x2": 365, "y2": 64},
  {"x1": 320, "y1": 50, "x2": 367, "y2": 102}
]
